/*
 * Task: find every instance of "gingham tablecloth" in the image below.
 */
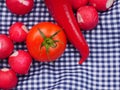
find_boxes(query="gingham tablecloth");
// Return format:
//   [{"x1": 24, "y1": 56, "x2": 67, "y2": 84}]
[{"x1": 0, "y1": 0, "x2": 120, "y2": 90}]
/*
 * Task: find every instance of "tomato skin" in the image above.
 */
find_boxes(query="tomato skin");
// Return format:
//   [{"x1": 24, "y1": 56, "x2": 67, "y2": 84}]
[{"x1": 26, "y1": 22, "x2": 67, "y2": 62}]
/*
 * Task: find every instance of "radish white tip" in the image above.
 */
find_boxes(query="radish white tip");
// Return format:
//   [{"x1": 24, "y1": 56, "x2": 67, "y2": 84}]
[
  {"x1": 11, "y1": 51, "x2": 19, "y2": 57},
  {"x1": 106, "y1": 0, "x2": 114, "y2": 9},
  {"x1": 19, "y1": 0, "x2": 29, "y2": 6},
  {"x1": 93, "y1": 3, "x2": 96, "y2": 7},
  {"x1": 1, "y1": 68, "x2": 9, "y2": 72},
  {"x1": 22, "y1": 25, "x2": 28, "y2": 33},
  {"x1": 77, "y1": 13, "x2": 84, "y2": 23},
  {"x1": 0, "y1": 42, "x2": 2, "y2": 49}
]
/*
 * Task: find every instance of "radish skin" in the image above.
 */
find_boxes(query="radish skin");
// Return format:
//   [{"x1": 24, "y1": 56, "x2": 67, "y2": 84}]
[
  {"x1": 0, "y1": 68, "x2": 18, "y2": 89},
  {"x1": 6, "y1": 0, "x2": 34, "y2": 15},
  {"x1": 9, "y1": 22, "x2": 28, "y2": 43},
  {"x1": 69, "y1": 0, "x2": 88, "y2": 10},
  {"x1": 89, "y1": 0, "x2": 114, "y2": 11},
  {"x1": 0, "y1": 34, "x2": 14, "y2": 59},
  {"x1": 8, "y1": 50, "x2": 32, "y2": 75},
  {"x1": 77, "y1": 6, "x2": 99, "y2": 30}
]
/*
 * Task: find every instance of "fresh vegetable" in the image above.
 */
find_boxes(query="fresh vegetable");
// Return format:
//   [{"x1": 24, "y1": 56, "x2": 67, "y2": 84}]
[
  {"x1": 89, "y1": 0, "x2": 114, "y2": 11},
  {"x1": 26, "y1": 22, "x2": 67, "y2": 62},
  {"x1": 6, "y1": 0, "x2": 34, "y2": 15},
  {"x1": 9, "y1": 22, "x2": 28, "y2": 43},
  {"x1": 0, "y1": 34, "x2": 14, "y2": 59},
  {"x1": 77, "y1": 6, "x2": 99, "y2": 30},
  {"x1": 8, "y1": 50, "x2": 32, "y2": 75},
  {"x1": 69, "y1": 0, "x2": 88, "y2": 10},
  {"x1": 0, "y1": 68, "x2": 18, "y2": 89},
  {"x1": 45, "y1": 0, "x2": 89, "y2": 64}
]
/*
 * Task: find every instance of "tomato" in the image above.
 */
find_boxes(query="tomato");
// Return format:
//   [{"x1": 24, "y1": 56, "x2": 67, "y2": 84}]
[
  {"x1": 26, "y1": 22, "x2": 67, "y2": 62},
  {"x1": 6, "y1": 0, "x2": 34, "y2": 15}
]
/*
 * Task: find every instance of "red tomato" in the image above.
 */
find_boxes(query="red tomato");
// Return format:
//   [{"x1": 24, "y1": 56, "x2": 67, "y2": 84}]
[
  {"x1": 26, "y1": 22, "x2": 67, "y2": 62},
  {"x1": 6, "y1": 0, "x2": 34, "y2": 15},
  {"x1": 0, "y1": 34, "x2": 14, "y2": 59}
]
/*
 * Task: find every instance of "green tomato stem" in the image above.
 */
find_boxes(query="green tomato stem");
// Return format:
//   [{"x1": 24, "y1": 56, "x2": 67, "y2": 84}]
[{"x1": 38, "y1": 28, "x2": 61, "y2": 60}]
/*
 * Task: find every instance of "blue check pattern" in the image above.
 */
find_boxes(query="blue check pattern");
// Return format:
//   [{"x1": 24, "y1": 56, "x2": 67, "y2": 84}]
[{"x1": 0, "y1": 0, "x2": 120, "y2": 90}]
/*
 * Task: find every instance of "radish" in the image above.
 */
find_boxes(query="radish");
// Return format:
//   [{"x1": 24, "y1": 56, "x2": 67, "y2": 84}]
[
  {"x1": 9, "y1": 22, "x2": 28, "y2": 43},
  {"x1": 0, "y1": 34, "x2": 14, "y2": 59},
  {"x1": 8, "y1": 50, "x2": 32, "y2": 75},
  {"x1": 89, "y1": 0, "x2": 114, "y2": 11},
  {"x1": 0, "y1": 68, "x2": 18, "y2": 89},
  {"x1": 77, "y1": 6, "x2": 99, "y2": 30},
  {"x1": 69, "y1": 0, "x2": 88, "y2": 10},
  {"x1": 6, "y1": 0, "x2": 34, "y2": 15}
]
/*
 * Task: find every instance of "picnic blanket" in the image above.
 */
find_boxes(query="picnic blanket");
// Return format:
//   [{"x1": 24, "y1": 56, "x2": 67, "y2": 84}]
[{"x1": 0, "y1": 0, "x2": 120, "y2": 90}]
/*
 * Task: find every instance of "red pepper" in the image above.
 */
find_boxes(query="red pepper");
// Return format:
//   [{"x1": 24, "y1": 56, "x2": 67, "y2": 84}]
[{"x1": 44, "y1": 0, "x2": 89, "y2": 64}]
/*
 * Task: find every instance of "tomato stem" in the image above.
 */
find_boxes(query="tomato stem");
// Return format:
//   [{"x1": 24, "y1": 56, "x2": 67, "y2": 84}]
[
  {"x1": 38, "y1": 28, "x2": 61, "y2": 60},
  {"x1": 38, "y1": 28, "x2": 46, "y2": 39},
  {"x1": 50, "y1": 30, "x2": 61, "y2": 38}
]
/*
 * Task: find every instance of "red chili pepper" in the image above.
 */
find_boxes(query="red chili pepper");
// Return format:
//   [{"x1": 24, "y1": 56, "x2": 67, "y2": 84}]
[{"x1": 44, "y1": 0, "x2": 89, "y2": 64}]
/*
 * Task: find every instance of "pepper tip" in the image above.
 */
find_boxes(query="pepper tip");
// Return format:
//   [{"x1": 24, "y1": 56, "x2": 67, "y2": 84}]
[{"x1": 79, "y1": 58, "x2": 85, "y2": 64}]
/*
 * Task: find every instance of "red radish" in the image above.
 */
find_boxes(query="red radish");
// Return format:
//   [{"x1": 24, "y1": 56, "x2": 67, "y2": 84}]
[
  {"x1": 6, "y1": 0, "x2": 34, "y2": 15},
  {"x1": 77, "y1": 6, "x2": 99, "y2": 30},
  {"x1": 0, "y1": 68, "x2": 18, "y2": 89},
  {"x1": 89, "y1": 0, "x2": 114, "y2": 11},
  {"x1": 0, "y1": 34, "x2": 14, "y2": 59},
  {"x1": 69, "y1": 0, "x2": 88, "y2": 10},
  {"x1": 8, "y1": 50, "x2": 32, "y2": 75},
  {"x1": 9, "y1": 22, "x2": 28, "y2": 43}
]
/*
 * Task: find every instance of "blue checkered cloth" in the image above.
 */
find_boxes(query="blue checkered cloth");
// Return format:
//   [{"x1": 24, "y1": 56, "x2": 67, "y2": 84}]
[{"x1": 0, "y1": 0, "x2": 120, "y2": 90}]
